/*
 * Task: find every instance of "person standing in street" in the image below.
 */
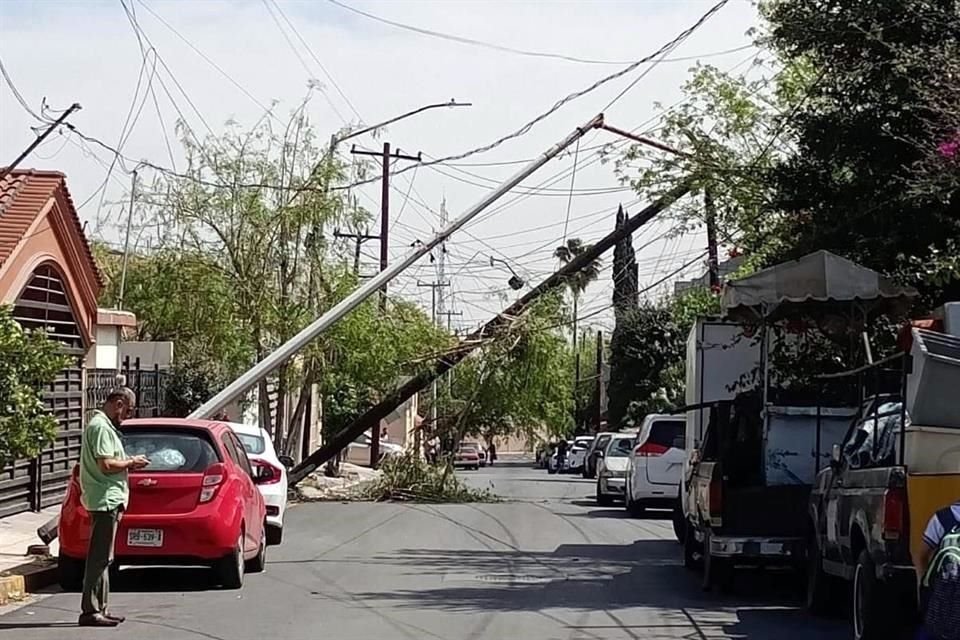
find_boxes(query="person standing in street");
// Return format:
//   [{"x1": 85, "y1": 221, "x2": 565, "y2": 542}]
[
  {"x1": 78, "y1": 387, "x2": 149, "y2": 627},
  {"x1": 487, "y1": 441, "x2": 497, "y2": 467},
  {"x1": 915, "y1": 498, "x2": 960, "y2": 640}
]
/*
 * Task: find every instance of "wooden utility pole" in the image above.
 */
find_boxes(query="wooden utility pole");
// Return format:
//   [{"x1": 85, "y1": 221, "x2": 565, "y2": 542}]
[
  {"x1": 350, "y1": 143, "x2": 421, "y2": 311},
  {"x1": 333, "y1": 228, "x2": 379, "y2": 275},
  {"x1": 418, "y1": 279, "x2": 449, "y2": 453},
  {"x1": 0, "y1": 103, "x2": 81, "y2": 181},
  {"x1": 594, "y1": 330, "x2": 604, "y2": 432},
  {"x1": 288, "y1": 182, "x2": 691, "y2": 485},
  {"x1": 705, "y1": 188, "x2": 720, "y2": 289}
]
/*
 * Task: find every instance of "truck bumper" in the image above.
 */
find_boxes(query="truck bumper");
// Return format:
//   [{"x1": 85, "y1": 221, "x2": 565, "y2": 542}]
[{"x1": 708, "y1": 536, "x2": 804, "y2": 560}]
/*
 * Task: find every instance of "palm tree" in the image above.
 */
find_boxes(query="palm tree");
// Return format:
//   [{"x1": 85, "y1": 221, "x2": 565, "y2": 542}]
[{"x1": 553, "y1": 237, "x2": 602, "y2": 351}]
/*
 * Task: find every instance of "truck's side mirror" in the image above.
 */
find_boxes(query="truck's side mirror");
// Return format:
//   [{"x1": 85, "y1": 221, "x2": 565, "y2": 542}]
[{"x1": 830, "y1": 444, "x2": 842, "y2": 469}]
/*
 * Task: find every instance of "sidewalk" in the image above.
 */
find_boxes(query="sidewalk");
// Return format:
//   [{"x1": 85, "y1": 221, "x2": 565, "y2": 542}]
[{"x1": 0, "y1": 507, "x2": 60, "y2": 605}]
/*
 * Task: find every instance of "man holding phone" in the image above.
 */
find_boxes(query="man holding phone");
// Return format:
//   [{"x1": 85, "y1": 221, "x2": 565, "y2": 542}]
[{"x1": 78, "y1": 387, "x2": 149, "y2": 627}]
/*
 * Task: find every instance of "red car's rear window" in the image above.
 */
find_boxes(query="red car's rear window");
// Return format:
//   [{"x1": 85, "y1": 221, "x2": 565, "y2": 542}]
[{"x1": 120, "y1": 428, "x2": 221, "y2": 473}]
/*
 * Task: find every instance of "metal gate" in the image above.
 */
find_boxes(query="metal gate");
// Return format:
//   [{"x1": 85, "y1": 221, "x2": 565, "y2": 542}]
[{"x1": 0, "y1": 264, "x2": 86, "y2": 518}]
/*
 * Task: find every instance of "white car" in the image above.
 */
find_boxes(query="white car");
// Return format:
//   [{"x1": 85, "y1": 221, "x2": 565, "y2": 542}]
[
  {"x1": 345, "y1": 431, "x2": 404, "y2": 467},
  {"x1": 596, "y1": 434, "x2": 635, "y2": 505},
  {"x1": 228, "y1": 421, "x2": 291, "y2": 545},
  {"x1": 624, "y1": 414, "x2": 686, "y2": 517},
  {"x1": 565, "y1": 436, "x2": 595, "y2": 473}
]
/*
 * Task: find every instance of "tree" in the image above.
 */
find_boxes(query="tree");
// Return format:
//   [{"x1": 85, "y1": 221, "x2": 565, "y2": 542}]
[
  {"x1": 0, "y1": 305, "x2": 69, "y2": 466},
  {"x1": 612, "y1": 204, "x2": 639, "y2": 316},
  {"x1": 553, "y1": 237, "x2": 603, "y2": 328},
  {"x1": 438, "y1": 293, "x2": 573, "y2": 445},
  {"x1": 606, "y1": 304, "x2": 685, "y2": 429},
  {"x1": 760, "y1": 0, "x2": 960, "y2": 307}
]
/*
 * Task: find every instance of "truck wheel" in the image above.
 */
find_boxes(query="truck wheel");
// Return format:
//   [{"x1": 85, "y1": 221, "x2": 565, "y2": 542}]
[
  {"x1": 702, "y1": 531, "x2": 733, "y2": 593},
  {"x1": 805, "y1": 533, "x2": 838, "y2": 616},
  {"x1": 853, "y1": 550, "x2": 892, "y2": 640},
  {"x1": 683, "y1": 522, "x2": 702, "y2": 571},
  {"x1": 672, "y1": 499, "x2": 686, "y2": 544}
]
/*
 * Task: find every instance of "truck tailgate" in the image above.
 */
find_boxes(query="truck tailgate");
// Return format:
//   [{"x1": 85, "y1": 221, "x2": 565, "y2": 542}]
[{"x1": 908, "y1": 472, "x2": 960, "y2": 565}]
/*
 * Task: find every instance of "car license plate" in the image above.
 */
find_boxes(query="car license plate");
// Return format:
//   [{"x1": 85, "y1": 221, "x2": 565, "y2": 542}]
[{"x1": 127, "y1": 528, "x2": 163, "y2": 548}]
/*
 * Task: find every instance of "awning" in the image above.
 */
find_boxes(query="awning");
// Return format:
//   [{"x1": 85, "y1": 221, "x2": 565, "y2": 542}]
[{"x1": 721, "y1": 250, "x2": 918, "y2": 321}]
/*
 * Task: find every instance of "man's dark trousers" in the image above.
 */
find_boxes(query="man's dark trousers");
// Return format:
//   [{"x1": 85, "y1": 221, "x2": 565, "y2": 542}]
[{"x1": 81, "y1": 509, "x2": 120, "y2": 615}]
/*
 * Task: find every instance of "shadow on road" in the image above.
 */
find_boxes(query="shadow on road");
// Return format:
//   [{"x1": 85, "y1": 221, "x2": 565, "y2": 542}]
[
  {"x1": 346, "y1": 539, "x2": 844, "y2": 639},
  {"x1": 111, "y1": 566, "x2": 219, "y2": 592}
]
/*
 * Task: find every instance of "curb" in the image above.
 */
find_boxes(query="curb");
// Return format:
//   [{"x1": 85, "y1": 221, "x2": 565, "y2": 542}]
[{"x1": 0, "y1": 557, "x2": 58, "y2": 605}]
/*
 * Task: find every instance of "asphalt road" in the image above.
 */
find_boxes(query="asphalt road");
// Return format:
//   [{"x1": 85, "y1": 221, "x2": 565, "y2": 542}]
[{"x1": 0, "y1": 460, "x2": 848, "y2": 639}]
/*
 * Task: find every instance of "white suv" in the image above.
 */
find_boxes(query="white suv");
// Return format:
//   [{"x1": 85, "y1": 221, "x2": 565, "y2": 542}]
[{"x1": 624, "y1": 415, "x2": 686, "y2": 517}]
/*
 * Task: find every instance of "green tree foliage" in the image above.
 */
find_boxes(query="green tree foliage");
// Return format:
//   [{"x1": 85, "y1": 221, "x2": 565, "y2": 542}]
[
  {"x1": 761, "y1": 0, "x2": 960, "y2": 306},
  {"x1": 606, "y1": 304, "x2": 684, "y2": 429},
  {"x1": 612, "y1": 205, "x2": 639, "y2": 316},
  {"x1": 98, "y1": 104, "x2": 447, "y2": 447},
  {"x1": 0, "y1": 305, "x2": 69, "y2": 466},
  {"x1": 439, "y1": 294, "x2": 573, "y2": 443}
]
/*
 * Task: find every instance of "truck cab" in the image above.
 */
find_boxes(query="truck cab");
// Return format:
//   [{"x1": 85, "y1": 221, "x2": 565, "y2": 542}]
[{"x1": 806, "y1": 338, "x2": 960, "y2": 640}]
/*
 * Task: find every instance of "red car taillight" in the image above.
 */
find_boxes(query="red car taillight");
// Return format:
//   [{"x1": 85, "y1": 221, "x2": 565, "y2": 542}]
[
  {"x1": 251, "y1": 459, "x2": 283, "y2": 485},
  {"x1": 634, "y1": 441, "x2": 668, "y2": 457},
  {"x1": 199, "y1": 463, "x2": 227, "y2": 503},
  {"x1": 882, "y1": 488, "x2": 906, "y2": 541}
]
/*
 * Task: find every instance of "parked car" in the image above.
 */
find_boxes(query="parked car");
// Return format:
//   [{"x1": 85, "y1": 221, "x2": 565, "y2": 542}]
[
  {"x1": 478, "y1": 448, "x2": 487, "y2": 468},
  {"x1": 58, "y1": 418, "x2": 268, "y2": 590},
  {"x1": 454, "y1": 442, "x2": 482, "y2": 470},
  {"x1": 583, "y1": 432, "x2": 615, "y2": 479},
  {"x1": 345, "y1": 431, "x2": 404, "y2": 467},
  {"x1": 624, "y1": 414, "x2": 686, "y2": 518},
  {"x1": 596, "y1": 435, "x2": 635, "y2": 505},
  {"x1": 565, "y1": 436, "x2": 595, "y2": 474},
  {"x1": 228, "y1": 421, "x2": 293, "y2": 546}
]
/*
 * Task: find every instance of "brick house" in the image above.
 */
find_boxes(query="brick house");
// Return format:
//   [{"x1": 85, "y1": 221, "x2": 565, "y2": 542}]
[{"x1": 0, "y1": 169, "x2": 134, "y2": 518}]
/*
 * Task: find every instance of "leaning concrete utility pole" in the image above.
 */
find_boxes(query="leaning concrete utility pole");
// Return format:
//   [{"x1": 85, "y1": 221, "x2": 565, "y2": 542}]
[
  {"x1": 287, "y1": 181, "x2": 690, "y2": 485},
  {"x1": 188, "y1": 114, "x2": 605, "y2": 420}
]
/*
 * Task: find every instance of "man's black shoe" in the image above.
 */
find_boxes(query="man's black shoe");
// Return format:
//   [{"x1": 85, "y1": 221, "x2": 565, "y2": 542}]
[{"x1": 78, "y1": 613, "x2": 119, "y2": 627}]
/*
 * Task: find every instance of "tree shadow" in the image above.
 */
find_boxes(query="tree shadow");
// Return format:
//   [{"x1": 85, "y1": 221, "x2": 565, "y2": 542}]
[{"x1": 342, "y1": 540, "x2": 846, "y2": 639}]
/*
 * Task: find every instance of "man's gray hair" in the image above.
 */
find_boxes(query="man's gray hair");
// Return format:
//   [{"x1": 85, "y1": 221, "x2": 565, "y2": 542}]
[{"x1": 105, "y1": 386, "x2": 137, "y2": 406}]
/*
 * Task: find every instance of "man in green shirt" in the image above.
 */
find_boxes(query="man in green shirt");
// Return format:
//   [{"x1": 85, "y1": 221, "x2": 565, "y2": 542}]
[{"x1": 78, "y1": 387, "x2": 148, "y2": 628}]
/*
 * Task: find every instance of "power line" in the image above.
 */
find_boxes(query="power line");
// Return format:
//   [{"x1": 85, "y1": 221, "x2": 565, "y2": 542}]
[
  {"x1": 260, "y1": 0, "x2": 348, "y2": 125},
  {"x1": 268, "y1": 0, "x2": 364, "y2": 122},
  {"x1": 135, "y1": 0, "x2": 284, "y2": 126},
  {"x1": 328, "y1": 0, "x2": 732, "y2": 191},
  {"x1": 327, "y1": 0, "x2": 752, "y2": 66}
]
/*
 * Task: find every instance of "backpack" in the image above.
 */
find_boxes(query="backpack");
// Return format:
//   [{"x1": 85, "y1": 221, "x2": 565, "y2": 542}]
[{"x1": 922, "y1": 508, "x2": 960, "y2": 640}]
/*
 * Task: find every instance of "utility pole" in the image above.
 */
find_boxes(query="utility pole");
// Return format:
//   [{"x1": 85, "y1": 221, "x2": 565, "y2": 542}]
[
  {"x1": 0, "y1": 103, "x2": 81, "y2": 181},
  {"x1": 288, "y1": 181, "x2": 691, "y2": 485},
  {"x1": 594, "y1": 330, "x2": 604, "y2": 432},
  {"x1": 118, "y1": 167, "x2": 138, "y2": 310},
  {"x1": 351, "y1": 143, "x2": 421, "y2": 312},
  {"x1": 705, "y1": 188, "x2": 720, "y2": 289},
  {"x1": 438, "y1": 310, "x2": 463, "y2": 332},
  {"x1": 333, "y1": 228, "x2": 379, "y2": 275},
  {"x1": 419, "y1": 279, "x2": 449, "y2": 454}
]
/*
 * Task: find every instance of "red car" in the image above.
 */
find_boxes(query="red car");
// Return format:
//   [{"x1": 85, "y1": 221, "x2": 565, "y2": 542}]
[{"x1": 58, "y1": 418, "x2": 268, "y2": 590}]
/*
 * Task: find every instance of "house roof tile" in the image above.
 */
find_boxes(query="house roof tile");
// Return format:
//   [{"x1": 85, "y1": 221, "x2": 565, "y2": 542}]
[{"x1": 0, "y1": 168, "x2": 103, "y2": 287}]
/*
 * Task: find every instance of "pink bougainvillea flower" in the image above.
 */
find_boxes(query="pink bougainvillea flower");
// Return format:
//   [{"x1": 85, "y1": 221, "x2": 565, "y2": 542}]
[{"x1": 938, "y1": 138, "x2": 959, "y2": 159}]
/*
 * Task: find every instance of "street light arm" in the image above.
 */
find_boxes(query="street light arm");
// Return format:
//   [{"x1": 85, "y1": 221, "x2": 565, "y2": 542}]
[{"x1": 335, "y1": 100, "x2": 472, "y2": 146}]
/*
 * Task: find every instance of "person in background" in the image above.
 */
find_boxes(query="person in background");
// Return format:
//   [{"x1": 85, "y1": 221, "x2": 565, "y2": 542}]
[
  {"x1": 914, "y1": 498, "x2": 960, "y2": 640},
  {"x1": 78, "y1": 388, "x2": 149, "y2": 627},
  {"x1": 487, "y1": 441, "x2": 497, "y2": 467}
]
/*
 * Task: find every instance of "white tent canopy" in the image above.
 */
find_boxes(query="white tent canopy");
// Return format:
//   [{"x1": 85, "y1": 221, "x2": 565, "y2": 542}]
[{"x1": 721, "y1": 250, "x2": 918, "y2": 319}]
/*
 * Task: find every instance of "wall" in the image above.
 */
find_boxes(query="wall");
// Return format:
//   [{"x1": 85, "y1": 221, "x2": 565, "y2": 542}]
[
  {"x1": 85, "y1": 325, "x2": 120, "y2": 370},
  {"x1": 119, "y1": 341, "x2": 174, "y2": 369}
]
